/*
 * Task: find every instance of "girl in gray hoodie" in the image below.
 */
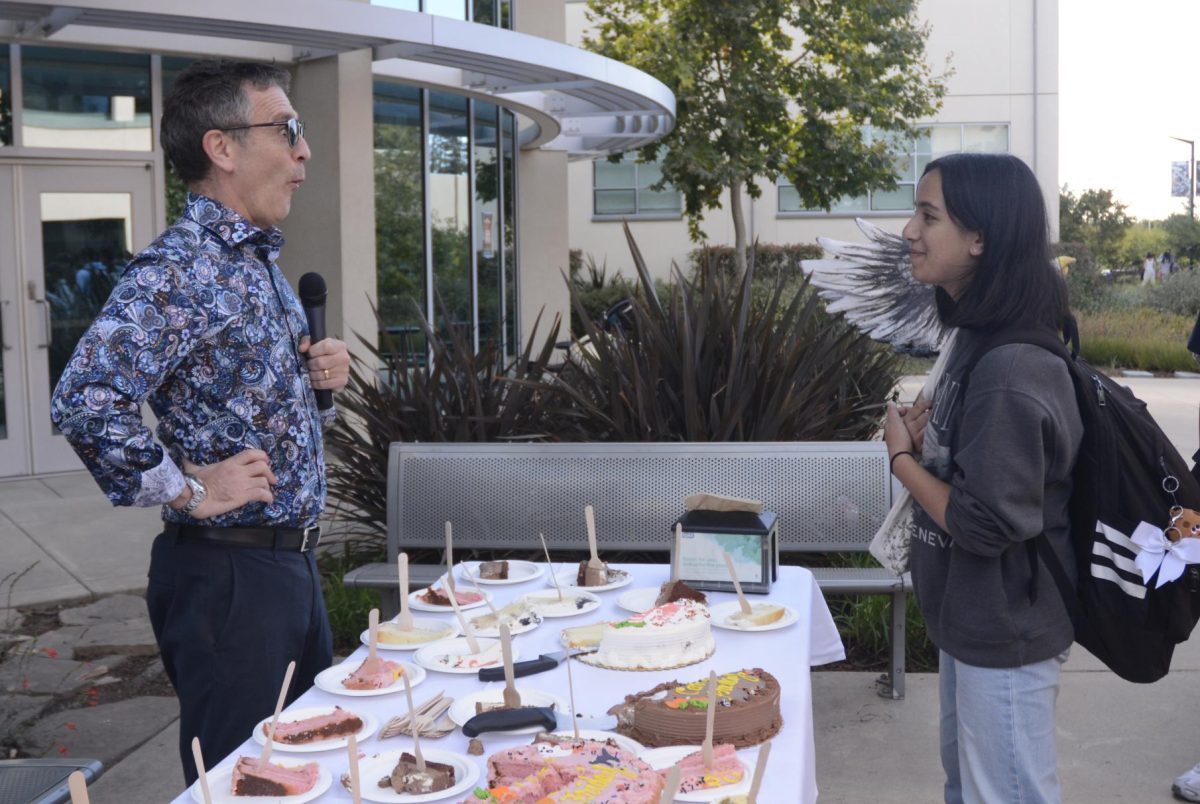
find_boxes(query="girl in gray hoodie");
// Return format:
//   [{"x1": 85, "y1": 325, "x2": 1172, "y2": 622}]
[{"x1": 884, "y1": 153, "x2": 1082, "y2": 804}]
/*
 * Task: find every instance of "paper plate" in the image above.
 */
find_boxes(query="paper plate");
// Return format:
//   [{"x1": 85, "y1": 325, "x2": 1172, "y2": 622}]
[
  {"x1": 251, "y1": 706, "x2": 377, "y2": 753},
  {"x1": 363, "y1": 618, "x2": 459, "y2": 651},
  {"x1": 551, "y1": 567, "x2": 633, "y2": 593},
  {"x1": 547, "y1": 728, "x2": 645, "y2": 755},
  {"x1": 448, "y1": 688, "x2": 570, "y2": 735},
  {"x1": 522, "y1": 590, "x2": 602, "y2": 618},
  {"x1": 708, "y1": 600, "x2": 799, "y2": 632},
  {"x1": 466, "y1": 607, "x2": 543, "y2": 638},
  {"x1": 616, "y1": 586, "x2": 660, "y2": 613},
  {"x1": 639, "y1": 744, "x2": 751, "y2": 802},
  {"x1": 408, "y1": 588, "x2": 491, "y2": 613},
  {"x1": 412, "y1": 637, "x2": 513, "y2": 674},
  {"x1": 456, "y1": 560, "x2": 545, "y2": 585},
  {"x1": 354, "y1": 747, "x2": 481, "y2": 803},
  {"x1": 313, "y1": 657, "x2": 426, "y2": 697},
  {"x1": 189, "y1": 762, "x2": 332, "y2": 803}
]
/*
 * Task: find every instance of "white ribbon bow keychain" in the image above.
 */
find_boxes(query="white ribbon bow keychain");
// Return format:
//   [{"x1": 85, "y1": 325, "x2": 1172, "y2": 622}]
[{"x1": 1132, "y1": 510, "x2": 1200, "y2": 588}]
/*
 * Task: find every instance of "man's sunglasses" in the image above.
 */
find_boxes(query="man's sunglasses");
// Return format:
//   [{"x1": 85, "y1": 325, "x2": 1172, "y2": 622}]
[{"x1": 218, "y1": 118, "x2": 306, "y2": 148}]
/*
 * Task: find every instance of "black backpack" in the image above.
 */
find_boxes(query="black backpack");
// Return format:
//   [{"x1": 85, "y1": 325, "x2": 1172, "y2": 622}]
[{"x1": 962, "y1": 326, "x2": 1200, "y2": 683}]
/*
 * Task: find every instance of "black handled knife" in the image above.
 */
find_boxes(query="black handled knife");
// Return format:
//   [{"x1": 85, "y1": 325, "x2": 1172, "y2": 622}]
[{"x1": 478, "y1": 648, "x2": 596, "y2": 681}]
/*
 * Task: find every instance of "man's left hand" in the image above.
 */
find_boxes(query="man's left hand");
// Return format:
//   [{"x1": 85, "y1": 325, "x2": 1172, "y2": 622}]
[{"x1": 300, "y1": 336, "x2": 350, "y2": 393}]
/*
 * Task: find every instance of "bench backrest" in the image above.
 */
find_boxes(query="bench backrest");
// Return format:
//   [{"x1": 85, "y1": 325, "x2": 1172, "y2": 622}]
[{"x1": 387, "y1": 441, "x2": 892, "y2": 557}]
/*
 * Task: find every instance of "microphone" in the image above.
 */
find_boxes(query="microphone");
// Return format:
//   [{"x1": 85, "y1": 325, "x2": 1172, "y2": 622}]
[{"x1": 298, "y1": 272, "x2": 333, "y2": 412}]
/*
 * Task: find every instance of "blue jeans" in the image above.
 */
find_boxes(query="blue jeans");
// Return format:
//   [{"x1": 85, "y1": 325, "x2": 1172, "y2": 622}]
[{"x1": 939, "y1": 649, "x2": 1068, "y2": 804}]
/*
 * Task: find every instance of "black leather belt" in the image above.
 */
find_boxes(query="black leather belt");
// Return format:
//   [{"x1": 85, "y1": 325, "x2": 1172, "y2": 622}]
[{"x1": 164, "y1": 521, "x2": 321, "y2": 552}]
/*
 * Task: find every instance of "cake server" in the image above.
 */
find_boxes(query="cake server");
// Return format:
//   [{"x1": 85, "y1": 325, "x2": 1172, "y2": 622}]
[
  {"x1": 461, "y1": 705, "x2": 617, "y2": 737},
  {"x1": 478, "y1": 648, "x2": 596, "y2": 681}
]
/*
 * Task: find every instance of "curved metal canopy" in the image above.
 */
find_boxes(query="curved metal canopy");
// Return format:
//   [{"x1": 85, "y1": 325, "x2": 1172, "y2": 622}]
[{"x1": 0, "y1": 0, "x2": 675, "y2": 158}]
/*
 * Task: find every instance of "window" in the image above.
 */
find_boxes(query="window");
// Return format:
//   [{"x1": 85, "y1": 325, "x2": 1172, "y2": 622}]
[
  {"x1": 778, "y1": 123, "x2": 1009, "y2": 214},
  {"x1": 593, "y1": 153, "x2": 682, "y2": 217},
  {"x1": 21, "y1": 46, "x2": 152, "y2": 151}
]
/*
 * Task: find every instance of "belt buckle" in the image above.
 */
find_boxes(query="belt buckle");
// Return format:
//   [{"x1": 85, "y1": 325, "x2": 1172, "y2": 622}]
[{"x1": 300, "y1": 525, "x2": 321, "y2": 553}]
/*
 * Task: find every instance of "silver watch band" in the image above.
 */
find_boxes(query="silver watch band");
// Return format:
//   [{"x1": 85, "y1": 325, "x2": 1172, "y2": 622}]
[{"x1": 181, "y1": 474, "x2": 206, "y2": 516}]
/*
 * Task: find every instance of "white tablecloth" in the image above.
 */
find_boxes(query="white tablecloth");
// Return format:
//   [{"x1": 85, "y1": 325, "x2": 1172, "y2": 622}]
[{"x1": 172, "y1": 564, "x2": 844, "y2": 803}]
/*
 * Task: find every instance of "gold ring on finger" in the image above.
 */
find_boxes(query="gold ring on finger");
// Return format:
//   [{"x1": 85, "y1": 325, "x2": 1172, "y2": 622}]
[{"x1": 323, "y1": 368, "x2": 330, "y2": 380}]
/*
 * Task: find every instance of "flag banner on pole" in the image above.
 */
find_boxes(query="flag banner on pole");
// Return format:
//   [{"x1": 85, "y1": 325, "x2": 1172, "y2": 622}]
[{"x1": 1172, "y1": 161, "x2": 1190, "y2": 197}]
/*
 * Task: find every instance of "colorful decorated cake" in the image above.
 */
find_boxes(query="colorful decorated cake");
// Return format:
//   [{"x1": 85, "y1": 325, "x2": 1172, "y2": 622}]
[
  {"x1": 574, "y1": 599, "x2": 714, "y2": 671},
  {"x1": 672, "y1": 744, "x2": 745, "y2": 793},
  {"x1": 612, "y1": 668, "x2": 781, "y2": 748},
  {"x1": 467, "y1": 735, "x2": 662, "y2": 803}
]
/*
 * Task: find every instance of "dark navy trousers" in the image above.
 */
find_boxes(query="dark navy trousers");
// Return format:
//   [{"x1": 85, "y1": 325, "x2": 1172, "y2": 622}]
[{"x1": 145, "y1": 530, "x2": 332, "y2": 786}]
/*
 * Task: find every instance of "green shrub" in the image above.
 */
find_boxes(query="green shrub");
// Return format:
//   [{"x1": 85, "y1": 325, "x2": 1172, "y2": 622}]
[
  {"x1": 1077, "y1": 307, "x2": 1195, "y2": 372},
  {"x1": 318, "y1": 553, "x2": 382, "y2": 654},
  {"x1": 1145, "y1": 268, "x2": 1200, "y2": 318},
  {"x1": 814, "y1": 553, "x2": 936, "y2": 672},
  {"x1": 690, "y1": 242, "x2": 824, "y2": 283},
  {"x1": 548, "y1": 225, "x2": 901, "y2": 442}
]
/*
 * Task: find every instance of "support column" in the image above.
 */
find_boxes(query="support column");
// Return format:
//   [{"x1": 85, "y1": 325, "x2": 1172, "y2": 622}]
[
  {"x1": 282, "y1": 49, "x2": 377, "y2": 360},
  {"x1": 515, "y1": 0, "x2": 570, "y2": 347}
]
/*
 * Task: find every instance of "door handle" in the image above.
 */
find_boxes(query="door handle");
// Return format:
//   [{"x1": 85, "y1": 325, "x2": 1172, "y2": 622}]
[
  {"x1": 32, "y1": 297, "x2": 51, "y2": 349},
  {"x1": 1, "y1": 299, "x2": 10, "y2": 351},
  {"x1": 26, "y1": 281, "x2": 51, "y2": 349}
]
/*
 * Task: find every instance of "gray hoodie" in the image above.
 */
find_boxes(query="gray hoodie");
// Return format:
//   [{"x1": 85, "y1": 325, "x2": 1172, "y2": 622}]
[{"x1": 910, "y1": 331, "x2": 1084, "y2": 668}]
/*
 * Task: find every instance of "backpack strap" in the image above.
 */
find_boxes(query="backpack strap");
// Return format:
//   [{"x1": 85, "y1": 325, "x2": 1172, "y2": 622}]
[{"x1": 955, "y1": 321, "x2": 1081, "y2": 615}]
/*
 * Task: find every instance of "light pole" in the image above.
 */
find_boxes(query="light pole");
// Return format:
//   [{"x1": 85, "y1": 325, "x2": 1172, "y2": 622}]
[{"x1": 1171, "y1": 136, "x2": 1195, "y2": 219}]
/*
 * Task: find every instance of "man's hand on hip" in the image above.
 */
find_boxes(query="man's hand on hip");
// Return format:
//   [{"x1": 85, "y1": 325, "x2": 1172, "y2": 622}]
[
  {"x1": 300, "y1": 336, "x2": 350, "y2": 393},
  {"x1": 173, "y1": 450, "x2": 277, "y2": 520}
]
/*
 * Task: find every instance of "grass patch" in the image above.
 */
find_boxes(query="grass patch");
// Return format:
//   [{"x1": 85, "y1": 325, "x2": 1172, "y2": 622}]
[{"x1": 1076, "y1": 308, "x2": 1195, "y2": 372}]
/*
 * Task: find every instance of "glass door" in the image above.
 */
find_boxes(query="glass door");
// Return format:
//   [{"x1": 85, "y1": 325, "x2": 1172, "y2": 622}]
[
  {"x1": 16, "y1": 164, "x2": 155, "y2": 475},
  {"x1": 0, "y1": 166, "x2": 28, "y2": 475}
]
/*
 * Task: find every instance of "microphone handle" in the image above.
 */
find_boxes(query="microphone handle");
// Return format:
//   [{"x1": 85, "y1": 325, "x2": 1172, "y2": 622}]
[{"x1": 303, "y1": 304, "x2": 334, "y2": 412}]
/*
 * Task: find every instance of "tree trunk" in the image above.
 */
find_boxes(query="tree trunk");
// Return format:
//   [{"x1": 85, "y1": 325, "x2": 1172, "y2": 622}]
[{"x1": 729, "y1": 178, "x2": 748, "y2": 277}]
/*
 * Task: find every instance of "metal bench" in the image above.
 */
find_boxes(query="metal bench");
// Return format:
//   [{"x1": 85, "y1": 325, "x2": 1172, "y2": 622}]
[{"x1": 342, "y1": 441, "x2": 912, "y2": 698}]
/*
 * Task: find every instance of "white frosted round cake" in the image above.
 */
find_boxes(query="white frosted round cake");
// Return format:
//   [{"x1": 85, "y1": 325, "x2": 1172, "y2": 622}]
[{"x1": 574, "y1": 599, "x2": 714, "y2": 671}]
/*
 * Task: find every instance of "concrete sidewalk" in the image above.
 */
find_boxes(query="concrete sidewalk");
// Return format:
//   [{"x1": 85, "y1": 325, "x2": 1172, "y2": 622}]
[{"x1": 3, "y1": 373, "x2": 1199, "y2": 802}]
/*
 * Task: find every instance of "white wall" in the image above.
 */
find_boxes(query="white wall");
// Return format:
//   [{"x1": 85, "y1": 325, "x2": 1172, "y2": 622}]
[{"x1": 565, "y1": 0, "x2": 1059, "y2": 280}]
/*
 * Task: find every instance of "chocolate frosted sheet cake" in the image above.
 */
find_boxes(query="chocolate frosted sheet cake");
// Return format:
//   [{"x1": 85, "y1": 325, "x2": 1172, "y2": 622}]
[{"x1": 612, "y1": 668, "x2": 781, "y2": 748}]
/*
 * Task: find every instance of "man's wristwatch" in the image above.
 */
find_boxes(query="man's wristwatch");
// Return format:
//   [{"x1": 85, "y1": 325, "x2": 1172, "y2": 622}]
[{"x1": 181, "y1": 473, "x2": 207, "y2": 516}]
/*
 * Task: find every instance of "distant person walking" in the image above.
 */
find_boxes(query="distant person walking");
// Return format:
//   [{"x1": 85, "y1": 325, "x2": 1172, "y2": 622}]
[
  {"x1": 1143, "y1": 252, "x2": 1158, "y2": 285},
  {"x1": 1161, "y1": 250, "x2": 1177, "y2": 280}
]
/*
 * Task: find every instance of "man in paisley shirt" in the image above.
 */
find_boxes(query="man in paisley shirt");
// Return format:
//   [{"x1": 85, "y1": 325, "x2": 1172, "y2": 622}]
[{"x1": 50, "y1": 60, "x2": 351, "y2": 783}]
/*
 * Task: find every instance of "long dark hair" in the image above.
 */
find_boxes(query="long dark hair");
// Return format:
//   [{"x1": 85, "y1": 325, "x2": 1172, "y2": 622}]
[{"x1": 927, "y1": 153, "x2": 1070, "y2": 334}]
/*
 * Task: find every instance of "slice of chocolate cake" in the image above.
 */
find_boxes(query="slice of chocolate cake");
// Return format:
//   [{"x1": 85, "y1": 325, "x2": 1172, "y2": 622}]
[
  {"x1": 654, "y1": 579, "x2": 707, "y2": 607},
  {"x1": 379, "y1": 752, "x2": 455, "y2": 794},
  {"x1": 576, "y1": 559, "x2": 609, "y2": 587},
  {"x1": 479, "y1": 560, "x2": 509, "y2": 580},
  {"x1": 231, "y1": 756, "x2": 320, "y2": 796}
]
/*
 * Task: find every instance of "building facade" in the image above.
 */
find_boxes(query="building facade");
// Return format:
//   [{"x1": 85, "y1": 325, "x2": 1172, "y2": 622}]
[
  {"x1": 566, "y1": 0, "x2": 1060, "y2": 280},
  {"x1": 0, "y1": 0, "x2": 673, "y2": 477}
]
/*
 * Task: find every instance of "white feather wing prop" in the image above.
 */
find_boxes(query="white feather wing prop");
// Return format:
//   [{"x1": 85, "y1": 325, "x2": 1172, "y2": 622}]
[{"x1": 800, "y1": 218, "x2": 947, "y2": 355}]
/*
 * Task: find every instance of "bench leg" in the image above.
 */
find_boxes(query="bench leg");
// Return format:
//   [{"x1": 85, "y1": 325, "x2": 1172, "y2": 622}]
[{"x1": 876, "y1": 587, "x2": 906, "y2": 700}]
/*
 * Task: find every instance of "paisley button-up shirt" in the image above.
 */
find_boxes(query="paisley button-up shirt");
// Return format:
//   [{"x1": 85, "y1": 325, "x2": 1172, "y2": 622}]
[{"x1": 51, "y1": 193, "x2": 329, "y2": 527}]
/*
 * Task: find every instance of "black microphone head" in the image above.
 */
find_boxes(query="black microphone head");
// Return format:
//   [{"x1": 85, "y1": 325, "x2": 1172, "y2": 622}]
[{"x1": 298, "y1": 272, "x2": 327, "y2": 306}]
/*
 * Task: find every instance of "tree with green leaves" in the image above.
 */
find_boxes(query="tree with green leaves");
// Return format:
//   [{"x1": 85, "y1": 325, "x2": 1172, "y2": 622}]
[
  {"x1": 584, "y1": 0, "x2": 947, "y2": 275},
  {"x1": 1058, "y1": 186, "x2": 1132, "y2": 268},
  {"x1": 1163, "y1": 213, "x2": 1200, "y2": 266}
]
